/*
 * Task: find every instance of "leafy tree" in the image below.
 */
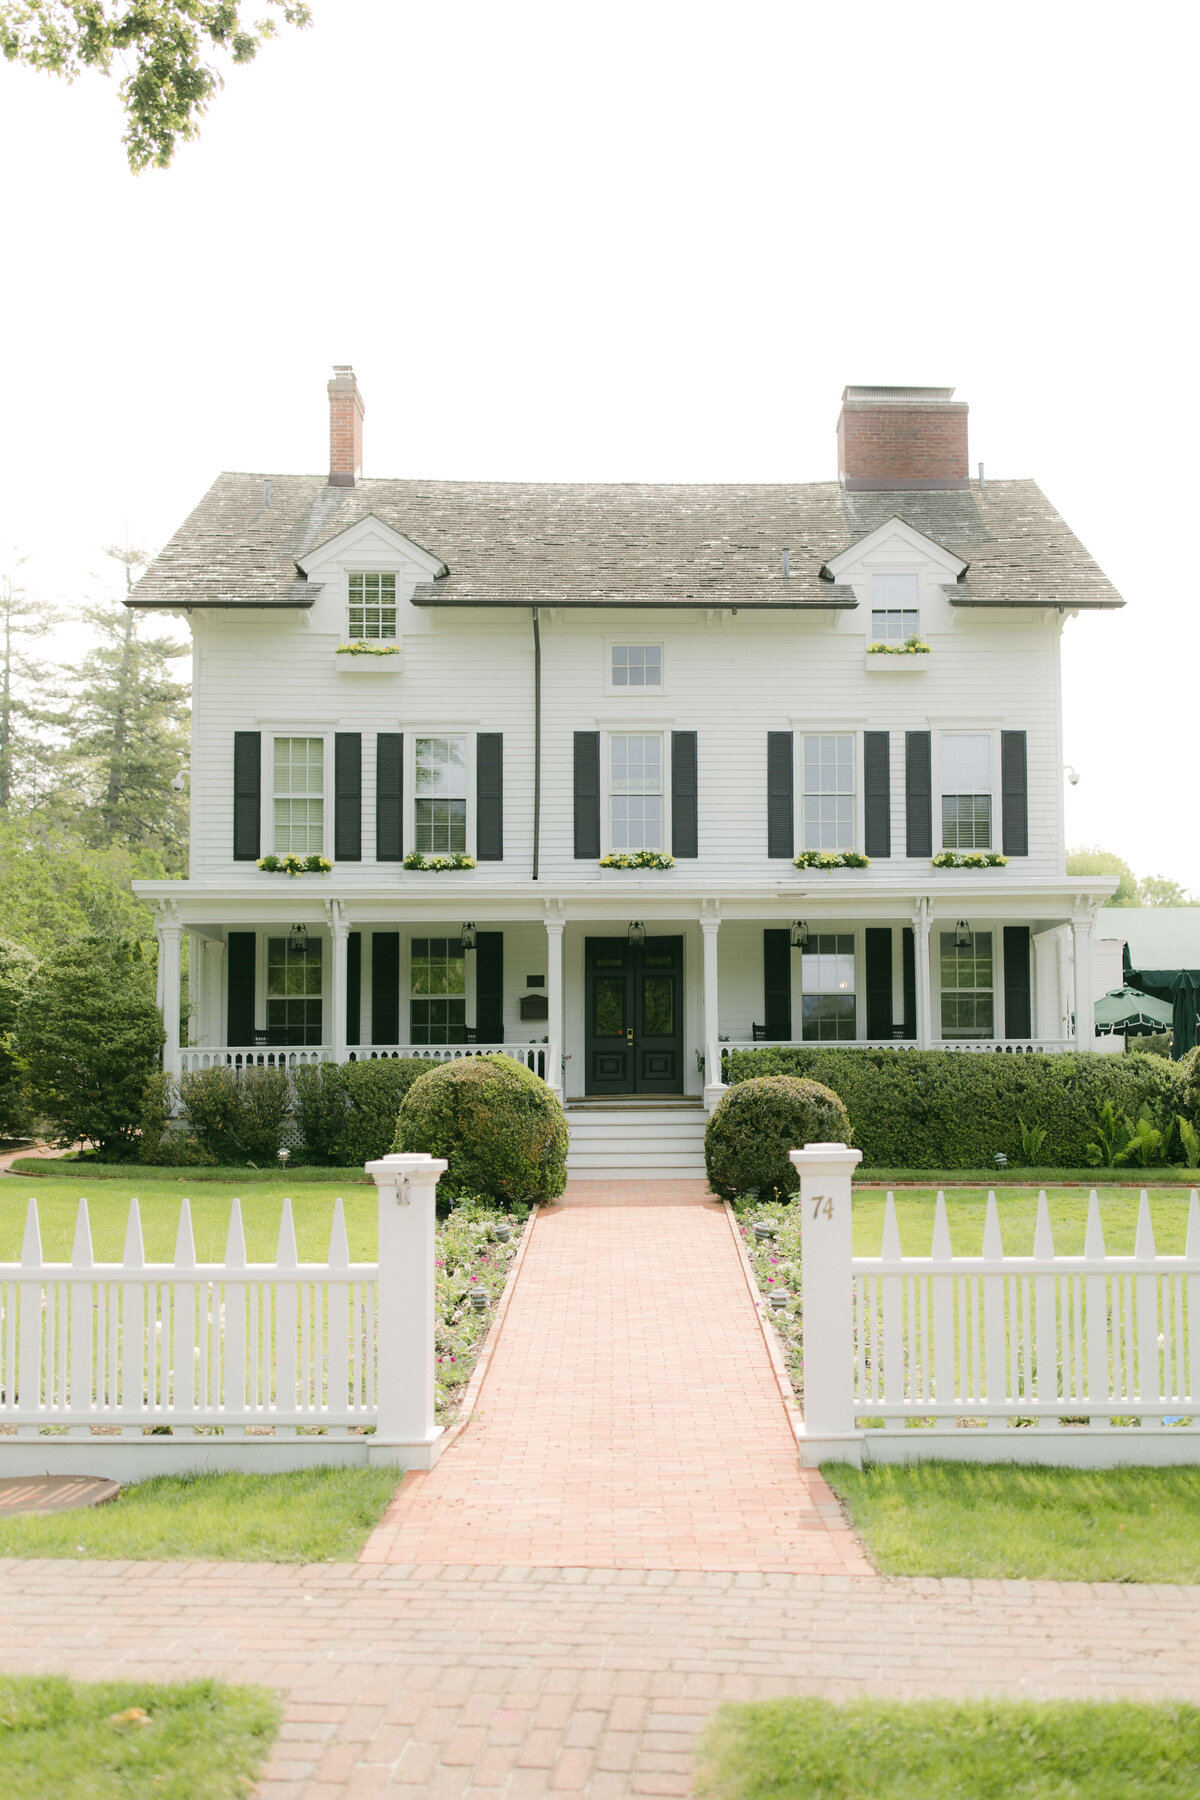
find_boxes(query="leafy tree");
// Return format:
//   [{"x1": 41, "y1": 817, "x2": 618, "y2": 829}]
[
  {"x1": 1137, "y1": 874, "x2": 1197, "y2": 907},
  {"x1": 0, "y1": 558, "x2": 64, "y2": 815},
  {"x1": 0, "y1": 0, "x2": 312, "y2": 170},
  {"x1": 0, "y1": 816, "x2": 161, "y2": 954},
  {"x1": 1065, "y1": 845, "x2": 1139, "y2": 906},
  {"x1": 16, "y1": 933, "x2": 163, "y2": 1153},
  {"x1": 0, "y1": 936, "x2": 37, "y2": 1137},
  {"x1": 64, "y1": 544, "x2": 190, "y2": 872}
]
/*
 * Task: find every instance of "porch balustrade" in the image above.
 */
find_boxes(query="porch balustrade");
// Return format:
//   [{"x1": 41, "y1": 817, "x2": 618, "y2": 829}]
[{"x1": 178, "y1": 1042, "x2": 552, "y2": 1081}]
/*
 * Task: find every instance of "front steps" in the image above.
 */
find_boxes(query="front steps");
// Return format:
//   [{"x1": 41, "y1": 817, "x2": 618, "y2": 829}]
[{"x1": 565, "y1": 1101, "x2": 708, "y2": 1181}]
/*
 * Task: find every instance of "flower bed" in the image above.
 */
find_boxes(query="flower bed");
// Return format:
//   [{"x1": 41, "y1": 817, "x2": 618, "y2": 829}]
[
  {"x1": 434, "y1": 1198, "x2": 529, "y2": 1417},
  {"x1": 733, "y1": 1197, "x2": 804, "y2": 1405}
]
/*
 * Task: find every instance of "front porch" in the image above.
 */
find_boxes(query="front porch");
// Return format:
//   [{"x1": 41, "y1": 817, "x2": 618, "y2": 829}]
[{"x1": 144, "y1": 877, "x2": 1113, "y2": 1113}]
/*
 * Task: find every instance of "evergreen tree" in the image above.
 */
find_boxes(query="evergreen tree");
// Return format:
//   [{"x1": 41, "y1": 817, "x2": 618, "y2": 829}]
[
  {"x1": 0, "y1": 556, "x2": 64, "y2": 814},
  {"x1": 65, "y1": 545, "x2": 191, "y2": 873}
]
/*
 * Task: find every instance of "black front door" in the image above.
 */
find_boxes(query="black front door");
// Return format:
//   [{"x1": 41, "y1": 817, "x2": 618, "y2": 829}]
[{"x1": 584, "y1": 936, "x2": 684, "y2": 1095}]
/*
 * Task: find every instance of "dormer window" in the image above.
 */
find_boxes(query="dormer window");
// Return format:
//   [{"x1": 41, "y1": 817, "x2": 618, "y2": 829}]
[
  {"x1": 348, "y1": 571, "x2": 397, "y2": 640},
  {"x1": 871, "y1": 573, "x2": 919, "y2": 641}
]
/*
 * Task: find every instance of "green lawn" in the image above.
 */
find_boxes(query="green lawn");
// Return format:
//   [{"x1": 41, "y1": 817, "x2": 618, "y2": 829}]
[
  {"x1": 0, "y1": 1673, "x2": 279, "y2": 1799},
  {"x1": 845, "y1": 1185, "x2": 1195, "y2": 1256},
  {"x1": 0, "y1": 1468, "x2": 400, "y2": 1563},
  {"x1": 859, "y1": 1166, "x2": 1200, "y2": 1187},
  {"x1": 8, "y1": 1157, "x2": 372, "y2": 1182},
  {"x1": 696, "y1": 1697, "x2": 1200, "y2": 1799},
  {"x1": 823, "y1": 1463, "x2": 1200, "y2": 1583}
]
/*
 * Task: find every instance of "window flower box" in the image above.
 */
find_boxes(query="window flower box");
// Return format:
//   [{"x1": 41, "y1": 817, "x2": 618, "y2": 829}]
[
  {"x1": 402, "y1": 851, "x2": 477, "y2": 871},
  {"x1": 335, "y1": 640, "x2": 402, "y2": 670},
  {"x1": 931, "y1": 851, "x2": 1009, "y2": 869},
  {"x1": 865, "y1": 637, "x2": 930, "y2": 671},
  {"x1": 598, "y1": 851, "x2": 676, "y2": 870},
  {"x1": 256, "y1": 854, "x2": 333, "y2": 876},
  {"x1": 792, "y1": 850, "x2": 870, "y2": 871}
]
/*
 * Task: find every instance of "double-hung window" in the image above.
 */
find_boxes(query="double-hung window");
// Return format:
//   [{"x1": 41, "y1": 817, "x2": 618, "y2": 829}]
[
  {"x1": 410, "y1": 937, "x2": 467, "y2": 1044},
  {"x1": 940, "y1": 930, "x2": 994, "y2": 1039},
  {"x1": 610, "y1": 733, "x2": 663, "y2": 850},
  {"x1": 871, "y1": 572, "x2": 920, "y2": 641},
  {"x1": 415, "y1": 736, "x2": 467, "y2": 853},
  {"x1": 348, "y1": 572, "x2": 397, "y2": 640},
  {"x1": 802, "y1": 933, "x2": 856, "y2": 1040},
  {"x1": 266, "y1": 936, "x2": 324, "y2": 1044},
  {"x1": 941, "y1": 733, "x2": 992, "y2": 849},
  {"x1": 273, "y1": 737, "x2": 325, "y2": 854},
  {"x1": 611, "y1": 644, "x2": 662, "y2": 687},
  {"x1": 802, "y1": 733, "x2": 855, "y2": 850}
]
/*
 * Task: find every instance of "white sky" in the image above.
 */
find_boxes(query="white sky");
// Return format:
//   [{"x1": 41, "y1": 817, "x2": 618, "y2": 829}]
[{"x1": 2, "y1": 0, "x2": 1196, "y2": 890}]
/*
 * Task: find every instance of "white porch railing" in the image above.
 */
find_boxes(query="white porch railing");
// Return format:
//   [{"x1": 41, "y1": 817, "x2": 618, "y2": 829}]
[
  {"x1": 720, "y1": 1038, "x2": 1076, "y2": 1070},
  {"x1": 791, "y1": 1143, "x2": 1200, "y2": 1468},
  {"x1": 0, "y1": 1154, "x2": 448, "y2": 1479},
  {"x1": 180, "y1": 1045, "x2": 333, "y2": 1074},
  {"x1": 348, "y1": 1043, "x2": 552, "y2": 1081}
]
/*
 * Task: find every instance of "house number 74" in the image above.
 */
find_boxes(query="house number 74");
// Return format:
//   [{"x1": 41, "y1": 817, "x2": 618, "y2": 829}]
[{"x1": 811, "y1": 1195, "x2": 834, "y2": 1221}]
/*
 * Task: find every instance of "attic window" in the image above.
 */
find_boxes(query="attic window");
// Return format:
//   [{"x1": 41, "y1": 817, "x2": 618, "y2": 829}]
[{"x1": 348, "y1": 572, "x2": 397, "y2": 640}]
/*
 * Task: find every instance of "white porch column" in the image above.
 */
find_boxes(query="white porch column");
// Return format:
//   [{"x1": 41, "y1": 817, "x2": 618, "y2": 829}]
[
  {"x1": 159, "y1": 923, "x2": 183, "y2": 1079},
  {"x1": 329, "y1": 901, "x2": 349, "y2": 1064},
  {"x1": 912, "y1": 898, "x2": 933, "y2": 1049},
  {"x1": 701, "y1": 912, "x2": 723, "y2": 1111},
  {"x1": 1072, "y1": 908, "x2": 1095, "y2": 1049},
  {"x1": 545, "y1": 916, "x2": 564, "y2": 1098},
  {"x1": 366, "y1": 1152, "x2": 448, "y2": 1469}
]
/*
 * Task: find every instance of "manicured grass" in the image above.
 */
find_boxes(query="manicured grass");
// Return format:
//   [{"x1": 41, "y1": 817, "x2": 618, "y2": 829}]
[
  {"x1": 860, "y1": 1166, "x2": 1200, "y2": 1187},
  {"x1": 0, "y1": 1673, "x2": 279, "y2": 1799},
  {"x1": 0, "y1": 1467, "x2": 400, "y2": 1563},
  {"x1": 822, "y1": 1463, "x2": 1200, "y2": 1583},
  {"x1": 696, "y1": 1696, "x2": 1200, "y2": 1799},
  {"x1": 0, "y1": 1181, "x2": 378, "y2": 1261},
  {"x1": 846, "y1": 1186, "x2": 1195, "y2": 1256},
  {"x1": 8, "y1": 1156, "x2": 371, "y2": 1182}
]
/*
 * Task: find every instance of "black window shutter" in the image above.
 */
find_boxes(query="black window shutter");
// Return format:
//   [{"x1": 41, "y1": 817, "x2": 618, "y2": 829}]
[
  {"x1": 475, "y1": 932, "x2": 504, "y2": 1042},
  {"x1": 864, "y1": 731, "x2": 891, "y2": 859},
  {"x1": 371, "y1": 932, "x2": 400, "y2": 1044},
  {"x1": 334, "y1": 733, "x2": 362, "y2": 862},
  {"x1": 476, "y1": 733, "x2": 504, "y2": 861},
  {"x1": 901, "y1": 927, "x2": 917, "y2": 1039},
  {"x1": 763, "y1": 929, "x2": 792, "y2": 1040},
  {"x1": 865, "y1": 927, "x2": 894, "y2": 1039},
  {"x1": 1003, "y1": 925, "x2": 1032, "y2": 1039},
  {"x1": 767, "y1": 732, "x2": 794, "y2": 859},
  {"x1": 905, "y1": 730, "x2": 933, "y2": 858},
  {"x1": 671, "y1": 731, "x2": 698, "y2": 859},
  {"x1": 226, "y1": 932, "x2": 256, "y2": 1044},
  {"x1": 573, "y1": 731, "x2": 601, "y2": 859},
  {"x1": 1001, "y1": 731, "x2": 1029, "y2": 857},
  {"x1": 233, "y1": 732, "x2": 261, "y2": 861},
  {"x1": 346, "y1": 931, "x2": 361, "y2": 1047},
  {"x1": 376, "y1": 734, "x2": 403, "y2": 862}
]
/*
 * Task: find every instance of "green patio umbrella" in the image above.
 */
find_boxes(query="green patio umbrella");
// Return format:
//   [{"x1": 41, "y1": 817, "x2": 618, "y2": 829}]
[{"x1": 1093, "y1": 986, "x2": 1176, "y2": 1037}]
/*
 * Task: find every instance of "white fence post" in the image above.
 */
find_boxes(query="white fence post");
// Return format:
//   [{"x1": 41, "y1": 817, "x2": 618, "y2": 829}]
[
  {"x1": 366, "y1": 1151, "x2": 449, "y2": 1470},
  {"x1": 790, "y1": 1141, "x2": 863, "y2": 1467}
]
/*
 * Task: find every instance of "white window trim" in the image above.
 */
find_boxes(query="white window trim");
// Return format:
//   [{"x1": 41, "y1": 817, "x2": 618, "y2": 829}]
[
  {"x1": 346, "y1": 569, "x2": 399, "y2": 642},
  {"x1": 403, "y1": 930, "x2": 477, "y2": 1042},
  {"x1": 404, "y1": 726, "x2": 478, "y2": 861},
  {"x1": 603, "y1": 635, "x2": 667, "y2": 697},
  {"x1": 935, "y1": 727, "x2": 999, "y2": 853},
  {"x1": 869, "y1": 570, "x2": 922, "y2": 642},
  {"x1": 797, "y1": 729, "x2": 864, "y2": 854},
  {"x1": 601, "y1": 727, "x2": 670, "y2": 856},
  {"x1": 253, "y1": 926, "x2": 330, "y2": 1045},
  {"x1": 934, "y1": 923, "x2": 1003, "y2": 1043},
  {"x1": 795, "y1": 925, "x2": 861, "y2": 1042},
  {"x1": 268, "y1": 729, "x2": 332, "y2": 859}
]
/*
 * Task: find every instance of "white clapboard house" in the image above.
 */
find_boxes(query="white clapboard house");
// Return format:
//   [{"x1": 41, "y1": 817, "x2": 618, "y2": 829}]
[{"x1": 131, "y1": 372, "x2": 1122, "y2": 1177}]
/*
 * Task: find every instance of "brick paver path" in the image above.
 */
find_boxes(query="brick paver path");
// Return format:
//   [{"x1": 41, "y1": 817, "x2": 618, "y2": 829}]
[
  {"x1": 4, "y1": 1180, "x2": 1200, "y2": 1797},
  {"x1": 363, "y1": 1182, "x2": 867, "y2": 1573}
]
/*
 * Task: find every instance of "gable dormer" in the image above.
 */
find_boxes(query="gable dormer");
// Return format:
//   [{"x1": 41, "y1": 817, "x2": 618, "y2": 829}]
[
  {"x1": 821, "y1": 516, "x2": 967, "y2": 644},
  {"x1": 296, "y1": 515, "x2": 448, "y2": 651}
]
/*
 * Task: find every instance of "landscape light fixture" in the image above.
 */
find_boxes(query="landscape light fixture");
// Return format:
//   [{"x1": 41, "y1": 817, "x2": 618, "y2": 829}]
[
  {"x1": 993, "y1": 1152, "x2": 1008, "y2": 1169},
  {"x1": 289, "y1": 923, "x2": 309, "y2": 956},
  {"x1": 954, "y1": 919, "x2": 973, "y2": 950},
  {"x1": 790, "y1": 920, "x2": 809, "y2": 950},
  {"x1": 627, "y1": 920, "x2": 646, "y2": 946},
  {"x1": 460, "y1": 922, "x2": 477, "y2": 952}
]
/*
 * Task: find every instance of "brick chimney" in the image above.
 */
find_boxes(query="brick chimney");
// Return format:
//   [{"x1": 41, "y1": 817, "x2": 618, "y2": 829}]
[
  {"x1": 328, "y1": 364, "x2": 365, "y2": 487},
  {"x1": 837, "y1": 385, "x2": 968, "y2": 491}
]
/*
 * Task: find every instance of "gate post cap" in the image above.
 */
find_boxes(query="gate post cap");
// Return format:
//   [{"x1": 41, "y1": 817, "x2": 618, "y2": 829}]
[{"x1": 789, "y1": 1143, "x2": 863, "y2": 1168}]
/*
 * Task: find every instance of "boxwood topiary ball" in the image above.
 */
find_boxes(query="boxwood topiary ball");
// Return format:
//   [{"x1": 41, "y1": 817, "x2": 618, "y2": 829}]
[
  {"x1": 705, "y1": 1074, "x2": 852, "y2": 1202},
  {"x1": 392, "y1": 1053, "x2": 569, "y2": 1203}
]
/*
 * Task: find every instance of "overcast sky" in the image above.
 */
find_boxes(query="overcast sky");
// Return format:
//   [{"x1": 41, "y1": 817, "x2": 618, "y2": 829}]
[{"x1": 2, "y1": 1, "x2": 1196, "y2": 891}]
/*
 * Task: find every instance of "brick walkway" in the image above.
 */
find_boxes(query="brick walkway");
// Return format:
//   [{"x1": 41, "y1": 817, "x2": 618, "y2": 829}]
[{"x1": 363, "y1": 1182, "x2": 867, "y2": 1574}]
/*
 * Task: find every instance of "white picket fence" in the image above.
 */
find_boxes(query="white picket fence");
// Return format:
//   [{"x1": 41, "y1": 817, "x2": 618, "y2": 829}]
[
  {"x1": 0, "y1": 1153, "x2": 447, "y2": 1480},
  {"x1": 791, "y1": 1144, "x2": 1200, "y2": 1467}
]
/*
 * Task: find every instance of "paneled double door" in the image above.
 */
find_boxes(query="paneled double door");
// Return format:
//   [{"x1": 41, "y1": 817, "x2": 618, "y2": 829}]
[{"x1": 584, "y1": 936, "x2": 685, "y2": 1096}]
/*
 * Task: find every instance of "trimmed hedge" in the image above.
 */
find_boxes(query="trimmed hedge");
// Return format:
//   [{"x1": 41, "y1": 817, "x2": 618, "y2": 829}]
[
  {"x1": 705, "y1": 1075, "x2": 852, "y2": 1201},
  {"x1": 720, "y1": 1048, "x2": 1189, "y2": 1170},
  {"x1": 393, "y1": 1053, "x2": 569, "y2": 1203},
  {"x1": 291, "y1": 1058, "x2": 431, "y2": 1166},
  {"x1": 178, "y1": 1065, "x2": 291, "y2": 1164}
]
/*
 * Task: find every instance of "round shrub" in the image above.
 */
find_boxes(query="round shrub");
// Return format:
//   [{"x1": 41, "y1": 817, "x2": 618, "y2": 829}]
[
  {"x1": 392, "y1": 1053, "x2": 568, "y2": 1203},
  {"x1": 705, "y1": 1074, "x2": 852, "y2": 1202}
]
